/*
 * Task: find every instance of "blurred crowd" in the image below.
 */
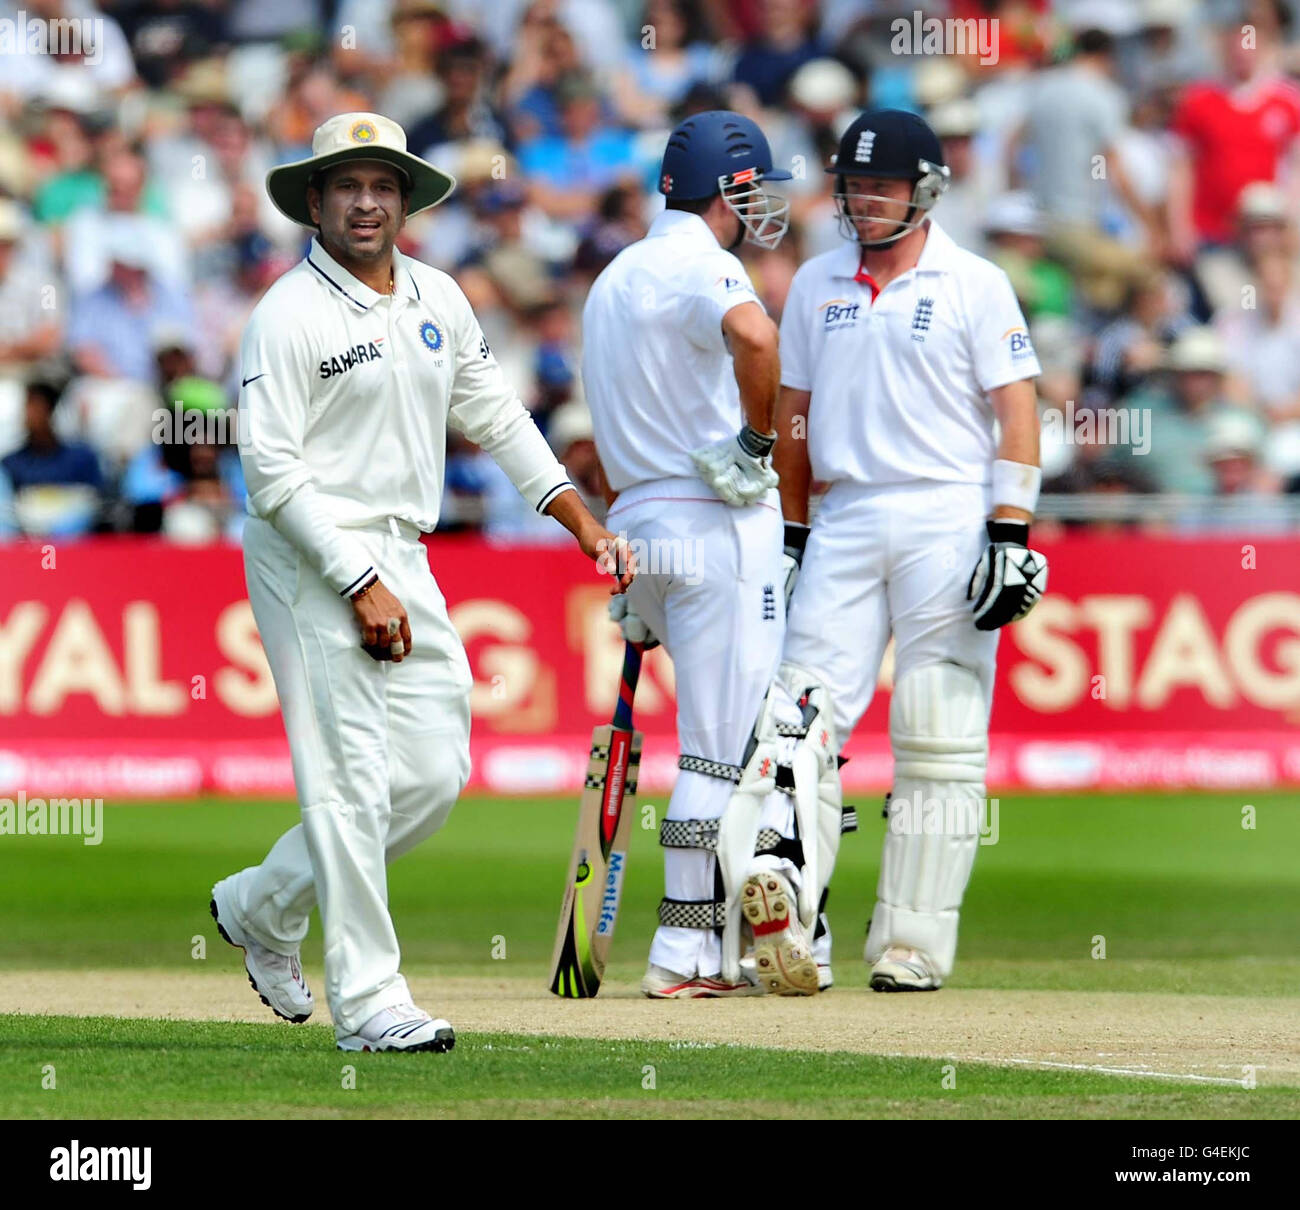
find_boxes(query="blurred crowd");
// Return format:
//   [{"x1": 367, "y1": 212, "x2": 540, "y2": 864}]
[{"x1": 2, "y1": 0, "x2": 1300, "y2": 542}]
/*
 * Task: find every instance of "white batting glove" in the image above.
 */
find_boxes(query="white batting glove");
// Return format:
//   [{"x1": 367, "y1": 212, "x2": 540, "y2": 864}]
[
  {"x1": 966, "y1": 520, "x2": 1049, "y2": 630},
  {"x1": 608, "y1": 594, "x2": 660, "y2": 649},
  {"x1": 690, "y1": 424, "x2": 779, "y2": 506}
]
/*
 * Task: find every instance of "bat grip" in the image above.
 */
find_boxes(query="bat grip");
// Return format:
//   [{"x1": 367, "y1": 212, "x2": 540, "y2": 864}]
[{"x1": 611, "y1": 641, "x2": 643, "y2": 731}]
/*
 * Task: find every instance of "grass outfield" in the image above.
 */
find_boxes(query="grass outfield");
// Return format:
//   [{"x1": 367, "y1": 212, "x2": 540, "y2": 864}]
[
  {"x1": 0, "y1": 791, "x2": 1296, "y2": 1118},
  {"x1": 1, "y1": 1015, "x2": 1289, "y2": 1121},
  {"x1": 1, "y1": 791, "x2": 1296, "y2": 992}
]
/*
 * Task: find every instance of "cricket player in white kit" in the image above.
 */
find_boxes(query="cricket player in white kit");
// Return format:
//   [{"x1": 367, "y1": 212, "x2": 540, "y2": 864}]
[
  {"x1": 209, "y1": 113, "x2": 631, "y2": 1051},
  {"x1": 774, "y1": 110, "x2": 1048, "y2": 992},
  {"x1": 584, "y1": 110, "x2": 829, "y2": 998}
]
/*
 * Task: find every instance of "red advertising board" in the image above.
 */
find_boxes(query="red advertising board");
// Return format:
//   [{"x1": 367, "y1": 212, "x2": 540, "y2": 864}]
[{"x1": 1, "y1": 535, "x2": 1297, "y2": 796}]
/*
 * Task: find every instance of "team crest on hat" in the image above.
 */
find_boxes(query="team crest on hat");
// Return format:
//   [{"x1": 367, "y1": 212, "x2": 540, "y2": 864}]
[
  {"x1": 419, "y1": 320, "x2": 443, "y2": 352},
  {"x1": 350, "y1": 120, "x2": 378, "y2": 144}
]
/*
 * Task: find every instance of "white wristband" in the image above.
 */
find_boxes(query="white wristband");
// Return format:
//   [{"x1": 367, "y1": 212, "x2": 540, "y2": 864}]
[{"x1": 991, "y1": 459, "x2": 1041, "y2": 515}]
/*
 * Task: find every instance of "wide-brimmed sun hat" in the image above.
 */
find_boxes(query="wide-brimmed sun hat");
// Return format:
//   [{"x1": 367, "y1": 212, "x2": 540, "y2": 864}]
[{"x1": 265, "y1": 112, "x2": 456, "y2": 228}]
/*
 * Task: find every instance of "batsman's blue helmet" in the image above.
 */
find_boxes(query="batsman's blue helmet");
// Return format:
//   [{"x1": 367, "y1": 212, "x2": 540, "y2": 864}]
[
  {"x1": 659, "y1": 110, "x2": 792, "y2": 249},
  {"x1": 659, "y1": 110, "x2": 791, "y2": 201}
]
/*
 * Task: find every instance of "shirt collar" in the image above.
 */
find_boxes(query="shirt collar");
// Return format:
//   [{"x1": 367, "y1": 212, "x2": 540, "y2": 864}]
[
  {"x1": 830, "y1": 220, "x2": 956, "y2": 280},
  {"x1": 647, "y1": 208, "x2": 720, "y2": 245},
  {"x1": 305, "y1": 237, "x2": 421, "y2": 311}
]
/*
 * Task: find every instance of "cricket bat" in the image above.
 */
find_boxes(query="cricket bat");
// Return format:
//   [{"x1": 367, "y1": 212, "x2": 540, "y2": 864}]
[{"x1": 548, "y1": 641, "x2": 644, "y2": 998}]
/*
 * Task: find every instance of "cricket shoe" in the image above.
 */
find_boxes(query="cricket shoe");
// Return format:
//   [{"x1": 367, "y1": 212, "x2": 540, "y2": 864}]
[
  {"x1": 641, "y1": 965, "x2": 762, "y2": 998},
  {"x1": 869, "y1": 946, "x2": 941, "y2": 992},
  {"x1": 337, "y1": 1003, "x2": 456, "y2": 1053},
  {"x1": 209, "y1": 882, "x2": 313, "y2": 1023},
  {"x1": 741, "y1": 871, "x2": 819, "y2": 995},
  {"x1": 739, "y1": 954, "x2": 834, "y2": 990}
]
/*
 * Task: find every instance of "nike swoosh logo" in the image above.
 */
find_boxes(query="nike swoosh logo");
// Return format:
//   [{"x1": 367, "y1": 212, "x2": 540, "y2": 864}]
[{"x1": 241, "y1": 373, "x2": 266, "y2": 387}]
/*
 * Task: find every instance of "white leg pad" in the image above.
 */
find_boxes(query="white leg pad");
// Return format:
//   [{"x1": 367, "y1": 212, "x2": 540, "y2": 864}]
[
  {"x1": 774, "y1": 662, "x2": 843, "y2": 928},
  {"x1": 865, "y1": 662, "x2": 988, "y2": 982},
  {"x1": 715, "y1": 689, "x2": 779, "y2": 983}
]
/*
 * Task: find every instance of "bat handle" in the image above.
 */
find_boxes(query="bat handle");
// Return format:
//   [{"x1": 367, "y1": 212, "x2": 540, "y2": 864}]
[{"x1": 611, "y1": 641, "x2": 643, "y2": 731}]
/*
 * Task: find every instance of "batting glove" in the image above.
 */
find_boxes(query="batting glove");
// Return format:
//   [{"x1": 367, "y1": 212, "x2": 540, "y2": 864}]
[
  {"x1": 782, "y1": 521, "x2": 809, "y2": 608},
  {"x1": 966, "y1": 520, "x2": 1049, "y2": 631},
  {"x1": 608, "y1": 594, "x2": 660, "y2": 649},
  {"x1": 690, "y1": 424, "x2": 779, "y2": 507}
]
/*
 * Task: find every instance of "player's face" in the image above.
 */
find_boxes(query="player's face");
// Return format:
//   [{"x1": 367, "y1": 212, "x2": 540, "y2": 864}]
[
  {"x1": 840, "y1": 174, "x2": 915, "y2": 243},
  {"x1": 309, "y1": 162, "x2": 408, "y2": 264}
]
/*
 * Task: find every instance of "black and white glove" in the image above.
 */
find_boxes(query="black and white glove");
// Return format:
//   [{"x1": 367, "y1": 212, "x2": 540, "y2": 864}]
[
  {"x1": 690, "y1": 424, "x2": 779, "y2": 506},
  {"x1": 608, "y1": 594, "x2": 660, "y2": 649},
  {"x1": 782, "y1": 521, "x2": 809, "y2": 608},
  {"x1": 966, "y1": 520, "x2": 1048, "y2": 631}
]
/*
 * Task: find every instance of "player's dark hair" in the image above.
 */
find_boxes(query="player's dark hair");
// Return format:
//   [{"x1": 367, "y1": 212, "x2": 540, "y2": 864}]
[{"x1": 665, "y1": 196, "x2": 714, "y2": 215}]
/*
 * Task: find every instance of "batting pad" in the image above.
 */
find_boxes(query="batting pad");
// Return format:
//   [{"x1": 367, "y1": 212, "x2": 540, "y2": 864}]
[{"x1": 866, "y1": 661, "x2": 988, "y2": 980}]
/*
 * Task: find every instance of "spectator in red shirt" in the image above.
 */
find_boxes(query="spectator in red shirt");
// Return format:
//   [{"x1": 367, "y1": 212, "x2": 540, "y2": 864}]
[{"x1": 1167, "y1": 2, "x2": 1300, "y2": 258}]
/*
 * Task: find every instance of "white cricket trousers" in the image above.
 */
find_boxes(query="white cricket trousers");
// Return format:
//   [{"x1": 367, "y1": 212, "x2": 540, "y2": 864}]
[
  {"x1": 783, "y1": 480, "x2": 1001, "y2": 976},
  {"x1": 219, "y1": 516, "x2": 472, "y2": 1037},
  {"x1": 609, "y1": 478, "x2": 790, "y2": 979}
]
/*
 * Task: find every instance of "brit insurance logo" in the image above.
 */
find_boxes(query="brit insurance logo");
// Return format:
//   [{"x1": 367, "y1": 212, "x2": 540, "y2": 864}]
[
  {"x1": 419, "y1": 319, "x2": 444, "y2": 352},
  {"x1": 818, "y1": 297, "x2": 861, "y2": 331},
  {"x1": 1003, "y1": 325, "x2": 1035, "y2": 362}
]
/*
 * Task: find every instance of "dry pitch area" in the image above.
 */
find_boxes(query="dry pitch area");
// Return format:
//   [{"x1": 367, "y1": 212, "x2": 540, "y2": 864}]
[{"x1": 3, "y1": 970, "x2": 1292, "y2": 1088}]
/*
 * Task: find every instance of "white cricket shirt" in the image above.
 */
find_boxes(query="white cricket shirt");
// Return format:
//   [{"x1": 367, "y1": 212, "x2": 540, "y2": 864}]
[
  {"x1": 239, "y1": 238, "x2": 572, "y2": 596},
  {"x1": 581, "y1": 209, "x2": 765, "y2": 493},
  {"x1": 780, "y1": 220, "x2": 1041, "y2": 488}
]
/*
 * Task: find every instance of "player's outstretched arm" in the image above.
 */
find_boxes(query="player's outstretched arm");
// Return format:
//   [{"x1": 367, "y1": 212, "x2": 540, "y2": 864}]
[
  {"x1": 774, "y1": 386, "x2": 812, "y2": 524},
  {"x1": 544, "y1": 487, "x2": 636, "y2": 594},
  {"x1": 723, "y1": 300, "x2": 780, "y2": 437},
  {"x1": 690, "y1": 301, "x2": 781, "y2": 506},
  {"x1": 967, "y1": 378, "x2": 1048, "y2": 630}
]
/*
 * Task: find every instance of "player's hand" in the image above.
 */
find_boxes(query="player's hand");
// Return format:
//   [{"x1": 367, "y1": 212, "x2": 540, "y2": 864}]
[
  {"x1": 782, "y1": 521, "x2": 810, "y2": 608},
  {"x1": 691, "y1": 425, "x2": 779, "y2": 506},
  {"x1": 584, "y1": 524, "x2": 637, "y2": 593},
  {"x1": 352, "y1": 579, "x2": 413, "y2": 661},
  {"x1": 966, "y1": 520, "x2": 1049, "y2": 631},
  {"x1": 608, "y1": 594, "x2": 659, "y2": 649}
]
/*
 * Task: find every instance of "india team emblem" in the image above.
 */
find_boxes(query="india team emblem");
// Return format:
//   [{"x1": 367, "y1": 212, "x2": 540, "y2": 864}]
[
  {"x1": 419, "y1": 320, "x2": 444, "y2": 352},
  {"x1": 349, "y1": 120, "x2": 377, "y2": 144}
]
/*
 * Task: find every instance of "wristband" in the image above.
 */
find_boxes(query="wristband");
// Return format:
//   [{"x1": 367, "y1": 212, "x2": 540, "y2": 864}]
[
  {"x1": 349, "y1": 573, "x2": 379, "y2": 602},
  {"x1": 986, "y1": 519, "x2": 1030, "y2": 546},
  {"x1": 737, "y1": 424, "x2": 777, "y2": 459},
  {"x1": 783, "y1": 521, "x2": 810, "y2": 560},
  {"x1": 991, "y1": 459, "x2": 1041, "y2": 515}
]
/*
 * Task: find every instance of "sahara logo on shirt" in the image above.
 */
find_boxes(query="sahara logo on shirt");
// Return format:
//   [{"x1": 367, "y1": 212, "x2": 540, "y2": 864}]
[
  {"x1": 818, "y1": 297, "x2": 861, "y2": 331},
  {"x1": 319, "y1": 337, "x2": 385, "y2": 379},
  {"x1": 1002, "y1": 326, "x2": 1035, "y2": 361}
]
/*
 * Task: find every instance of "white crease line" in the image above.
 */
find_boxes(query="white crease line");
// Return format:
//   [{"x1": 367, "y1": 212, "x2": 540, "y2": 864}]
[{"x1": 989, "y1": 1057, "x2": 1248, "y2": 1086}]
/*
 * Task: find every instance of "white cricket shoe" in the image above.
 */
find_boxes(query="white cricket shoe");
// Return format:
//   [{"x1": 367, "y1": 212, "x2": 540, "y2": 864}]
[
  {"x1": 210, "y1": 881, "x2": 313, "y2": 1023},
  {"x1": 817, "y1": 963, "x2": 834, "y2": 991},
  {"x1": 336, "y1": 1003, "x2": 456, "y2": 1053},
  {"x1": 869, "y1": 945, "x2": 941, "y2": 992},
  {"x1": 741, "y1": 871, "x2": 819, "y2": 995},
  {"x1": 641, "y1": 964, "x2": 762, "y2": 998}
]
